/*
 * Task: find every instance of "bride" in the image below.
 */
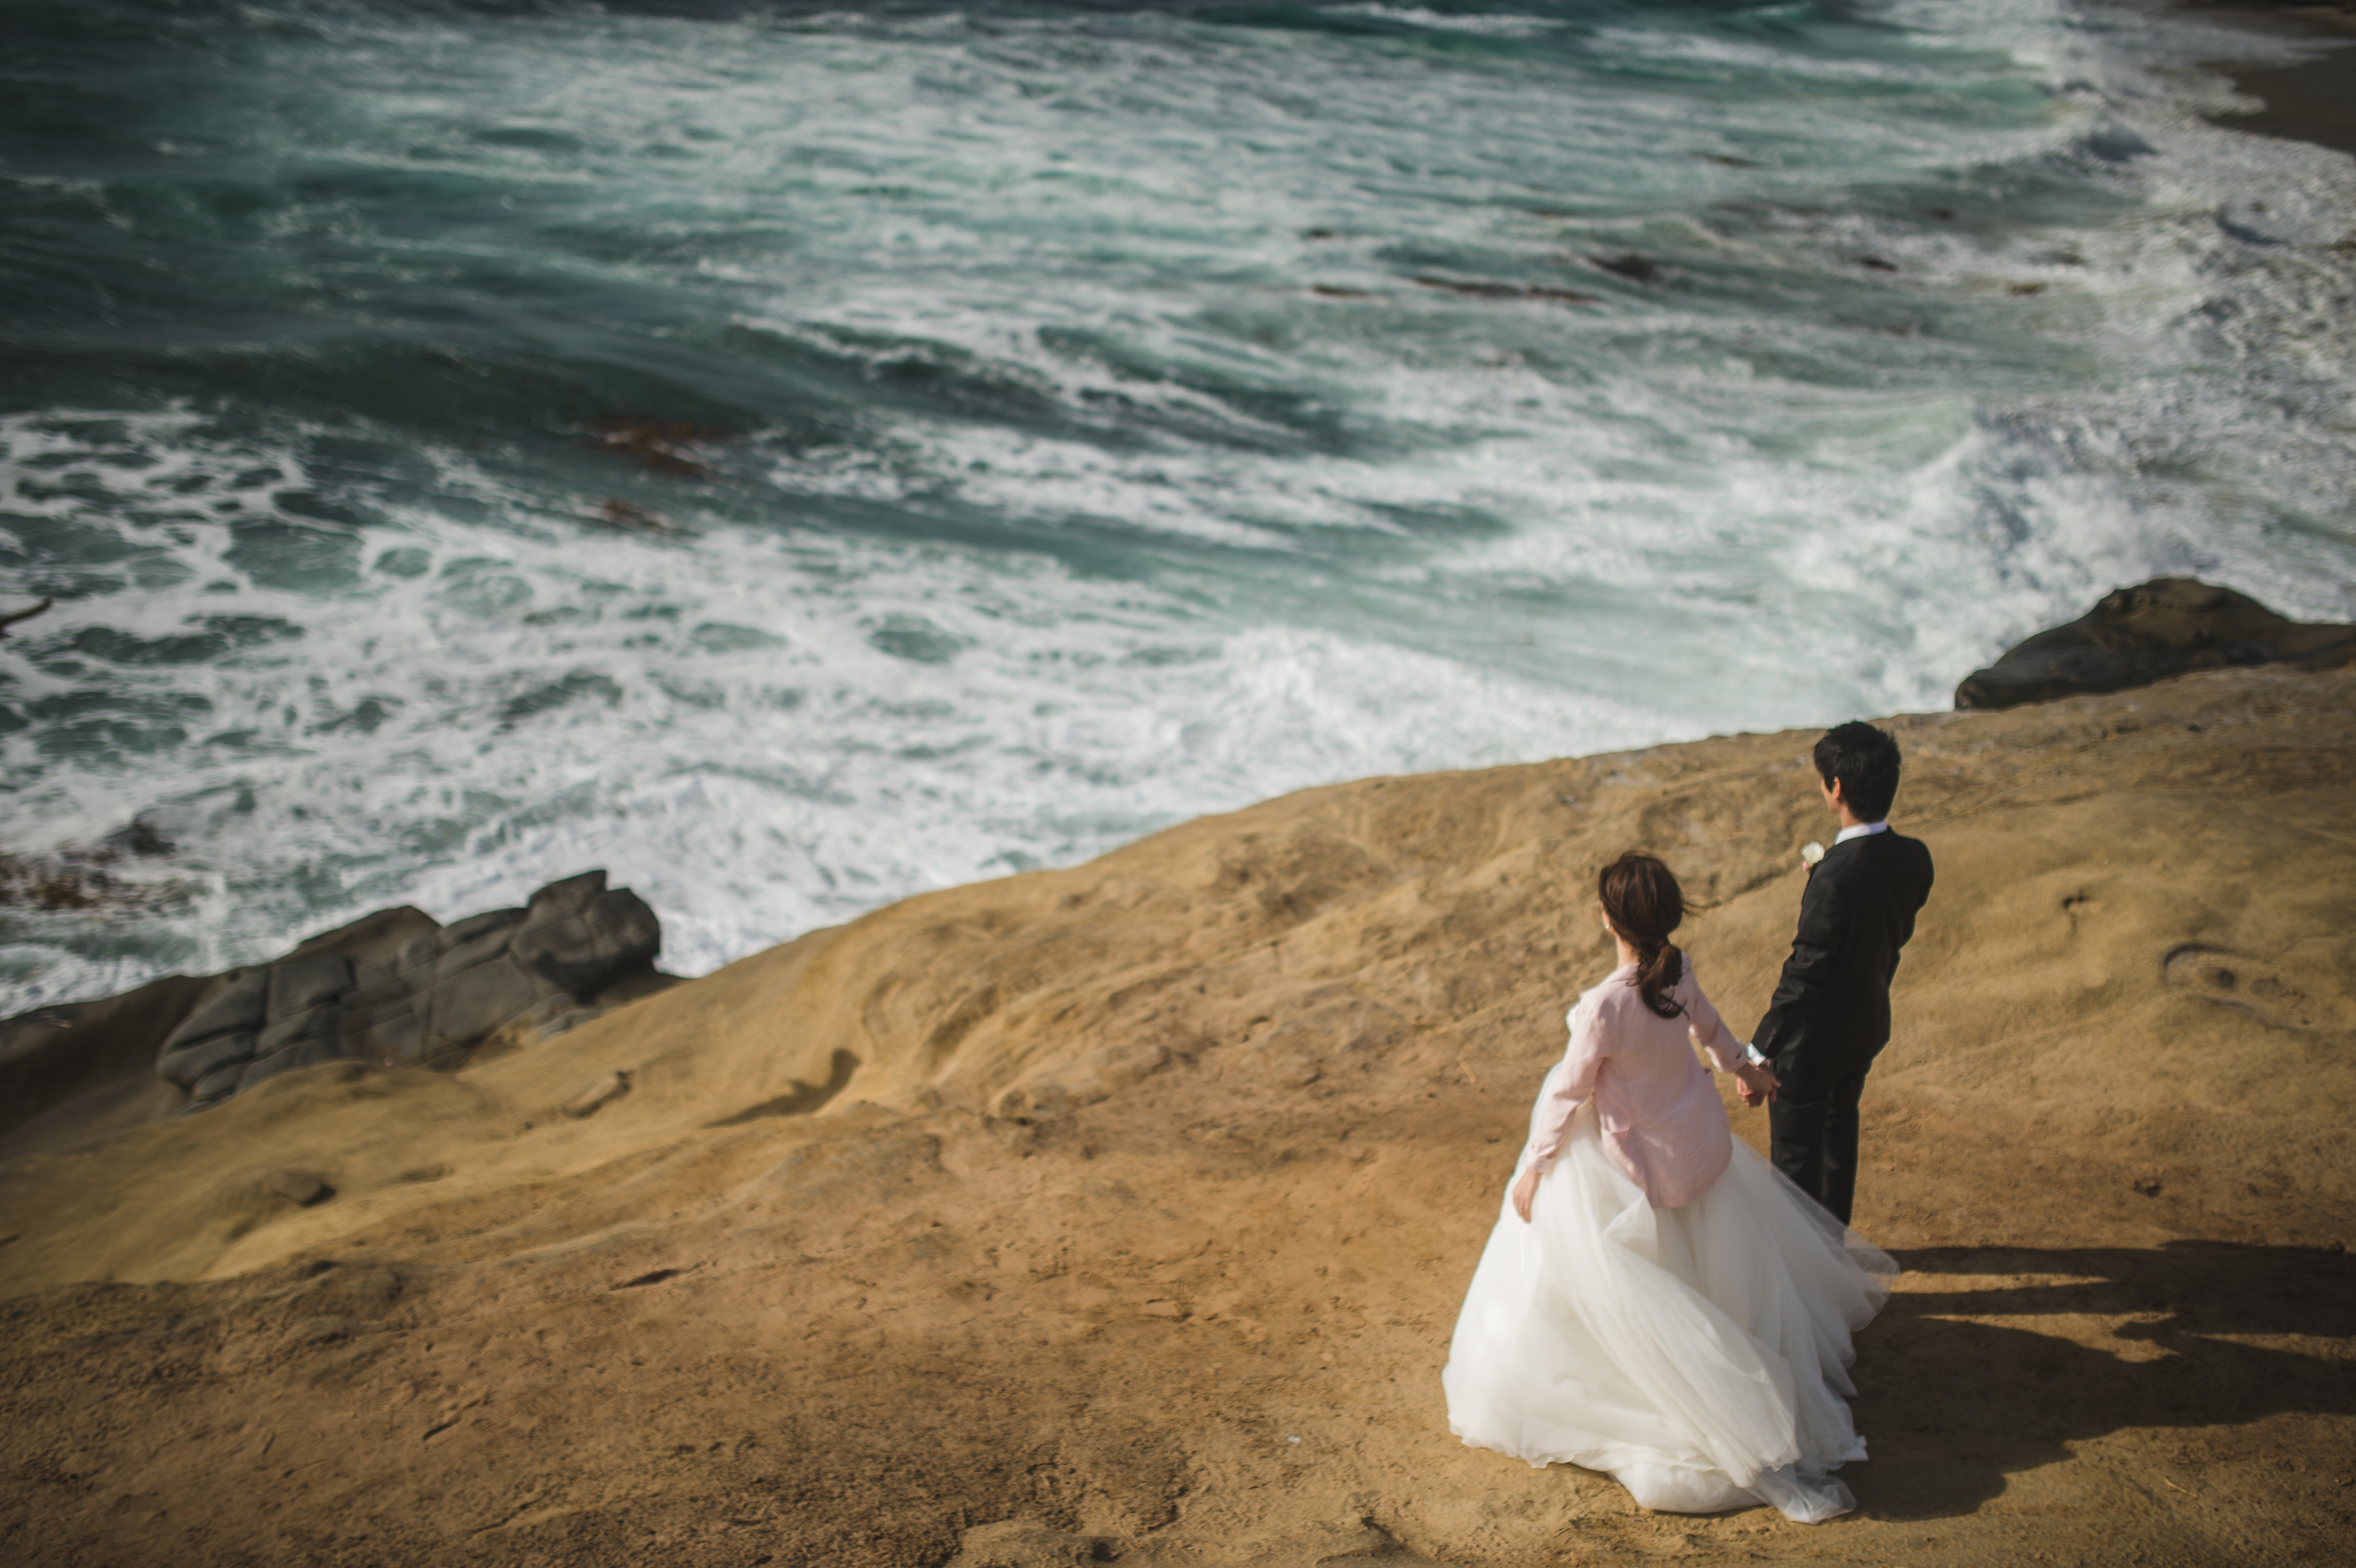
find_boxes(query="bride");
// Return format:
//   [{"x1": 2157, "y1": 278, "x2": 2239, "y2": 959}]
[{"x1": 1442, "y1": 852, "x2": 1896, "y2": 1523}]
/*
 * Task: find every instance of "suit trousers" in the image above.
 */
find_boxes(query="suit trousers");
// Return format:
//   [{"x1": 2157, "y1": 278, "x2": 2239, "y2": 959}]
[{"x1": 1769, "y1": 1070, "x2": 1869, "y2": 1226}]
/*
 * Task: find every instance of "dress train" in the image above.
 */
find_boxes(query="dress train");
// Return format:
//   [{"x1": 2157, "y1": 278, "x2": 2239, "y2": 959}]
[{"x1": 1442, "y1": 1088, "x2": 1896, "y2": 1523}]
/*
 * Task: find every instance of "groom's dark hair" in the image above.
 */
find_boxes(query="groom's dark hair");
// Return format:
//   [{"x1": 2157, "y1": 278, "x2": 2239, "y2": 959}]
[{"x1": 1814, "y1": 721, "x2": 1902, "y2": 822}]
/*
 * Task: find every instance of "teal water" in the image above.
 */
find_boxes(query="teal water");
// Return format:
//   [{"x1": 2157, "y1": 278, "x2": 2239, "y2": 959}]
[{"x1": 3, "y1": 0, "x2": 2352, "y2": 1007}]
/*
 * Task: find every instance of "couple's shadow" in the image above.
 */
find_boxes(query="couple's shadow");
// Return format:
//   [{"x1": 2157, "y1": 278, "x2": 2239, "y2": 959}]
[{"x1": 1847, "y1": 1241, "x2": 2355, "y2": 1519}]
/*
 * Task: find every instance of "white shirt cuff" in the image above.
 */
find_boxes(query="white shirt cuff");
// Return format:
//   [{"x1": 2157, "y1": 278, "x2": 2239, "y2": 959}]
[{"x1": 1744, "y1": 1043, "x2": 1767, "y2": 1066}]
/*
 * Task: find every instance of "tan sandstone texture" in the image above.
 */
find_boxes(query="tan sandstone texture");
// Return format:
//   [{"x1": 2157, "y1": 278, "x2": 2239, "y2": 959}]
[{"x1": 3, "y1": 663, "x2": 2352, "y2": 1567}]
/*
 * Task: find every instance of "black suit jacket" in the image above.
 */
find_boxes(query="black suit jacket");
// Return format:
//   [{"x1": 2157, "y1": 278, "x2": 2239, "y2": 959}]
[{"x1": 1752, "y1": 828, "x2": 1934, "y2": 1099}]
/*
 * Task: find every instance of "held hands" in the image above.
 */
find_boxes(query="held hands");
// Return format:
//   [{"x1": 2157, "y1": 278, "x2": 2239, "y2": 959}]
[
  {"x1": 1511, "y1": 1166, "x2": 1541, "y2": 1224},
  {"x1": 1734, "y1": 1058, "x2": 1780, "y2": 1107}
]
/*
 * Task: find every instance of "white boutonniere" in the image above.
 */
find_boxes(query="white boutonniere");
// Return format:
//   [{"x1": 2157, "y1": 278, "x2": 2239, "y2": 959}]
[{"x1": 1800, "y1": 841, "x2": 1825, "y2": 866}]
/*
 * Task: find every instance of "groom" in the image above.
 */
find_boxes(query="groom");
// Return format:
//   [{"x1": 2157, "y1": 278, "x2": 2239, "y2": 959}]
[{"x1": 1744, "y1": 721, "x2": 1934, "y2": 1226}]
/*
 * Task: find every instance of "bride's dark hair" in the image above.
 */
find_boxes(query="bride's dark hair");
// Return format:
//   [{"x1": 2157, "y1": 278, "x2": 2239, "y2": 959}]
[{"x1": 1598, "y1": 851, "x2": 1687, "y2": 1019}]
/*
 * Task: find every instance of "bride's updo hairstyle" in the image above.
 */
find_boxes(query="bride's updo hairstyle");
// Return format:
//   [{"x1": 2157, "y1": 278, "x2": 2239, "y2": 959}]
[{"x1": 1598, "y1": 851, "x2": 1687, "y2": 1019}]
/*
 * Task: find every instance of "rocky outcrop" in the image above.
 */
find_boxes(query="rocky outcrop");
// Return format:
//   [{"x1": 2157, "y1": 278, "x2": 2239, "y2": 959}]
[
  {"x1": 1955, "y1": 578, "x2": 2355, "y2": 710},
  {"x1": 75, "y1": 866, "x2": 664, "y2": 1111},
  {"x1": 0, "y1": 973, "x2": 217, "y2": 1139},
  {"x1": 0, "y1": 904, "x2": 441, "y2": 1146},
  {"x1": 151, "y1": 870, "x2": 662, "y2": 1112},
  {"x1": 507, "y1": 870, "x2": 663, "y2": 999}
]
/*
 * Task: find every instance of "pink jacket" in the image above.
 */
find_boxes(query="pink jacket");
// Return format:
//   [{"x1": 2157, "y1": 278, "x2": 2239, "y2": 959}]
[{"x1": 1523, "y1": 958, "x2": 1749, "y2": 1209}]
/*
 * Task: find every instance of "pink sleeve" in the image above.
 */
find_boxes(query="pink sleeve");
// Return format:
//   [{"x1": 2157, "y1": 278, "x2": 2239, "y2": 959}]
[
  {"x1": 1681, "y1": 964, "x2": 1747, "y2": 1073},
  {"x1": 1525, "y1": 995, "x2": 1609, "y2": 1175}
]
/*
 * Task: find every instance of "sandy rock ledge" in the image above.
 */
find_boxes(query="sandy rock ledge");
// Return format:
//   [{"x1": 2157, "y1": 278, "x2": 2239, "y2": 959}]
[{"x1": 2, "y1": 663, "x2": 2352, "y2": 1567}]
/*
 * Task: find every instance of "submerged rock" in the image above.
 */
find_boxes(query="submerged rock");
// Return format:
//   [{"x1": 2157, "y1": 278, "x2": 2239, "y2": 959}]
[
  {"x1": 0, "y1": 815, "x2": 186, "y2": 912},
  {"x1": 585, "y1": 416, "x2": 727, "y2": 480},
  {"x1": 1955, "y1": 578, "x2": 2355, "y2": 710},
  {"x1": 1589, "y1": 252, "x2": 1658, "y2": 281}
]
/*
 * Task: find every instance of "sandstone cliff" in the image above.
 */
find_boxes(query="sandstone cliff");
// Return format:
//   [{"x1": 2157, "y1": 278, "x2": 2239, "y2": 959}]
[{"x1": 2, "y1": 664, "x2": 2351, "y2": 1567}]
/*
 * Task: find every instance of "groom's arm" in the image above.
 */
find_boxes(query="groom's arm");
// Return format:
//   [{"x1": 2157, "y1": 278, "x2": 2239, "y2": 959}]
[{"x1": 1752, "y1": 872, "x2": 1848, "y2": 1060}]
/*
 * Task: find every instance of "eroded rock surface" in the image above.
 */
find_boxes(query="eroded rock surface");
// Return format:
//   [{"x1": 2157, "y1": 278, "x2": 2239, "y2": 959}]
[
  {"x1": 2, "y1": 669, "x2": 2353, "y2": 1568},
  {"x1": 147, "y1": 870, "x2": 664, "y2": 1112},
  {"x1": 1955, "y1": 577, "x2": 2355, "y2": 709},
  {"x1": 4, "y1": 663, "x2": 2356, "y2": 1563},
  {"x1": 0, "y1": 873, "x2": 666, "y2": 1137}
]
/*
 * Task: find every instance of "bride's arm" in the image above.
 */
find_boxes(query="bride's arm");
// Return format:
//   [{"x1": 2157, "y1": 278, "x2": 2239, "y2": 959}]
[
  {"x1": 1683, "y1": 975, "x2": 1748, "y2": 1072},
  {"x1": 1687, "y1": 968, "x2": 1780, "y2": 1105},
  {"x1": 1518, "y1": 997, "x2": 1608, "y2": 1192}
]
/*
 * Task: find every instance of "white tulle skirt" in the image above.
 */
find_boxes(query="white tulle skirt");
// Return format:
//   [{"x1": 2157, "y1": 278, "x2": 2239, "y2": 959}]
[{"x1": 1442, "y1": 1099, "x2": 1897, "y2": 1523}]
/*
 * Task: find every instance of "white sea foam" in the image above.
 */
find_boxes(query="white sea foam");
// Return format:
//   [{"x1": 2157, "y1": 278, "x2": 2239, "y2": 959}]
[
  {"x1": 1, "y1": 1, "x2": 2351, "y2": 1013},
  {"x1": 1326, "y1": 6, "x2": 1569, "y2": 38}
]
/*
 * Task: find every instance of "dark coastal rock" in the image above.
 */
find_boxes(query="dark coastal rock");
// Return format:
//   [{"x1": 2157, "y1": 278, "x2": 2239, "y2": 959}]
[
  {"x1": 441, "y1": 906, "x2": 527, "y2": 952},
  {"x1": 435, "y1": 910, "x2": 527, "y2": 979},
  {"x1": 395, "y1": 929, "x2": 440, "y2": 972},
  {"x1": 282, "y1": 904, "x2": 440, "y2": 966},
  {"x1": 237, "y1": 1048, "x2": 309, "y2": 1092},
  {"x1": 0, "y1": 876, "x2": 667, "y2": 1135},
  {"x1": 156, "y1": 1029, "x2": 258, "y2": 1091},
  {"x1": 419, "y1": 956, "x2": 541, "y2": 1063},
  {"x1": 268, "y1": 955, "x2": 355, "y2": 1020},
  {"x1": 256, "y1": 1004, "x2": 345, "y2": 1058},
  {"x1": 509, "y1": 873, "x2": 663, "y2": 999},
  {"x1": 160, "y1": 970, "x2": 268, "y2": 1054},
  {"x1": 188, "y1": 1060, "x2": 245, "y2": 1106},
  {"x1": 238, "y1": 1033, "x2": 351, "y2": 1092},
  {"x1": 0, "y1": 906, "x2": 426, "y2": 1143},
  {"x1": 526, "y1": 871, "x2": 608, "y2": 921},
  {"x1": 345, "y1": 1001, "x2": 427, "y2": 1069},
  {"x1": 1955, "y1": 579, "x2": 2356, "y2": 710},
  {"x1": 1, "y1": 973, "x2": 218, "y2": 1139},
  {"x1": 344, "y1": 967, "x2": 415, "y2": 1016}
]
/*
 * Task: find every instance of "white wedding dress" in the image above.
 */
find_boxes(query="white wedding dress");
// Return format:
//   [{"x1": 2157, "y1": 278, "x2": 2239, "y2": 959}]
[{"x1": 1443, "y1": 1060, "x2": 1897, "y2": 1522}]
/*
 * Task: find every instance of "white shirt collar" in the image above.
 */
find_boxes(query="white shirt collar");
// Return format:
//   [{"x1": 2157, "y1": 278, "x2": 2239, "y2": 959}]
[{"x1": 1834, "y1": 821, "x2": 1890, "y2": 846}]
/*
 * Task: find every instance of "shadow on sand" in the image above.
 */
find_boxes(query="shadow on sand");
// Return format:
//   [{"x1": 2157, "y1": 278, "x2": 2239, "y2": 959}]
[
  {"x1": 706, "y1": 1049, "x2": 860, "y2": 1126},
  {"x1": 1850, "y1": 1241, "x2": 2356, "y2": 1520}
]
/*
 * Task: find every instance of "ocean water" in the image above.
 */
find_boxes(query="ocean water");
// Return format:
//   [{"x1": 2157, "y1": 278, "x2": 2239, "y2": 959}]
[{"x1": 3, "y1": 0, "x2": 2352, "y2": 1011}]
